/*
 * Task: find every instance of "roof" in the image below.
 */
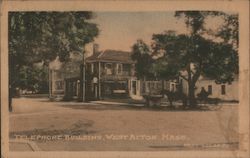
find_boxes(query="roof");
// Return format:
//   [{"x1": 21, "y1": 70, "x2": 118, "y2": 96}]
[{"x1": 86, "y1": 49, "x2": 135, "y2": 63}]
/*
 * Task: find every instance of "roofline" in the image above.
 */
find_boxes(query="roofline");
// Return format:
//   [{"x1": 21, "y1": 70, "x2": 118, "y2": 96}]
[{"x1": 86, "y1": 59, "x2": 135, "y2": 64}]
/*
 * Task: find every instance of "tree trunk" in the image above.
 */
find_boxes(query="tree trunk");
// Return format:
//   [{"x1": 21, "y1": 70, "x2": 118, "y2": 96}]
[
  {"x1": 188, "y1": 82, "x2": 196, "y2": 107},
  {"x1": 187, "y1": 63, "x2": 198, "y2": 107},
  {"x1": 9, "y1": 86, "x2": 13, "y2": 112}
]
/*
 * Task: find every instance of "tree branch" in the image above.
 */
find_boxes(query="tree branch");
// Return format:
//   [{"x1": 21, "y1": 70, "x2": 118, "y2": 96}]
[
  {"x1": 192, "y1": 70, "x2": 201, "y2": 84},
  {"x1": 179, "y1": 73, "x2": 188, "y2": 81}
]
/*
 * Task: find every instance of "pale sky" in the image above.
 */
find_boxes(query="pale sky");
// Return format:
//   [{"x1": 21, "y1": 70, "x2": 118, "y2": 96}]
[{"x1": 89, "y1": 12, "x2": 188, "y2": 52}]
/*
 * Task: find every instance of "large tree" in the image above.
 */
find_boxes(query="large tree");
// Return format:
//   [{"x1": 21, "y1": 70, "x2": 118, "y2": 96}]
[
  {"x1": 9, "y1": 12, "x2": 99, "y2": 109},
  {"x1": 131, "y1": 39, "x2": 154, "y2": 80},
  {"x1": 151, "y1": 11, "x2": 238, "y2": 107}
]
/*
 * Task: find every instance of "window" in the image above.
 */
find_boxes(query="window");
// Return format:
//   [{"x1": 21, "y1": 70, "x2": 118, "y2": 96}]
[
  {"x1": 170, "y1": 83, "x2": 175, "y2": 91},
  {"x1": 208, "y1": 85, "x2": 212, "y2": 95},
  {"x1": 117, "y1": 64, "x2": 122, "y2": 74},
  {"x1": 123, "y1": 64, "x2": 130, "y2": 75},
  {"x1": 54, "y1": 71, "x2": 63, "y2": 79},
  {"x1": 221, "y1": 85, "x2": 226, "y2": 95},
  {"x1": 142, "y1": 82, "x2": 146, "y2": 93},
  {"x1": 105, "y1": 63, "x2": 113, "y2": 75},
  {"x1": 55, "y1": 81, "x2": 64, "y2": 90}
]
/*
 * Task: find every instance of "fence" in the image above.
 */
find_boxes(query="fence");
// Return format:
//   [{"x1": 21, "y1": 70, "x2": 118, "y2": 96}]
[{"x1": 140, "y1": 80, "x2": 177, "y2": 95}]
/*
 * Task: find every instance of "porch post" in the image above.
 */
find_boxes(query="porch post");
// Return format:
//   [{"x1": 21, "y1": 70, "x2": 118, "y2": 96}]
[
  {"x1": 137, "y1": 80, "x2": 141, "y2": 96},
  {"x1": 128, "y1": 79, "x2": 131, "y2": 97}
]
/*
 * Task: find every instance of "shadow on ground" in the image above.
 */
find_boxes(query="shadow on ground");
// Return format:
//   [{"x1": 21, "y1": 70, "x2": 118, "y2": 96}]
[{"x1": 55, "y1": 101, "x2": 222, "y2": 112}]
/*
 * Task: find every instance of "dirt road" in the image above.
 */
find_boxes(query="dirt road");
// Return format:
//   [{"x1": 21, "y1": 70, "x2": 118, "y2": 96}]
[{"x1": 9, "y1": 97, "x2": 239, "y2": 151}]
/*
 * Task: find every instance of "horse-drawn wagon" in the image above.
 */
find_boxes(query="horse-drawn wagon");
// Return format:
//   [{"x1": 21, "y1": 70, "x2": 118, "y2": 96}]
[{"x1": 143, "y1": 95, "x2": 163, "y2": 107}]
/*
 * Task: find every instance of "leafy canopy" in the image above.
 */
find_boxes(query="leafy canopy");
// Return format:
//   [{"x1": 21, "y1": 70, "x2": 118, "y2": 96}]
[
  {"x1": 9, "y1": 12, "x2": 99, "y2": 91},
  {"x1": 152, "y1": 31, "x2": 238, "y2": 84},
  {"x1": 131, "y1": 39, "x2": 154, "y2": 80}
]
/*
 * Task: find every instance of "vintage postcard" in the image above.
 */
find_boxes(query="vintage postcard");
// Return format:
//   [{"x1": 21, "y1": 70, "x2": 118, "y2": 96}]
[{"x1": 1, "y1": 0, "x2": 249, "y2": 158}]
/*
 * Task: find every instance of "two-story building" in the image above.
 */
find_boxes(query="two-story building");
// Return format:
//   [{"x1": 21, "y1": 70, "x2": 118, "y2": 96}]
[
  {"x1": 85, "y1": 49, "x2": 142, "y2": 100},
  {"x1": 49, "y1": 48, "x2": 143, "y2": 100}
]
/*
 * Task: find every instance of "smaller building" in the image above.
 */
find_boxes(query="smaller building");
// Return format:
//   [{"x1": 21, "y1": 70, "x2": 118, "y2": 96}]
[
  {"x1": 49, "y1": 52, "x2": 82, "y2": 100},
  {"x1": 180, "y1": 76, "x2": 239, "y2": 101}
]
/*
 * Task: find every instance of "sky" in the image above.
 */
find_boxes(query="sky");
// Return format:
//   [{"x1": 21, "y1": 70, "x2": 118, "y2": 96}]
[{"x1": 88, "y1": 12, "x2": 188, "y2": 52}]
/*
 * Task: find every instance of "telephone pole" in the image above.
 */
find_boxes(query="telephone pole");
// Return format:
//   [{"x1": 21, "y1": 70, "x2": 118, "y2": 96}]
[{"x1": 80, "y1": 47, "x2": 86, "y2": 102}]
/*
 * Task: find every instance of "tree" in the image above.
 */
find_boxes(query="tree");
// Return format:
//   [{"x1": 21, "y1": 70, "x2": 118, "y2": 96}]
[
  {"x1": 151, "y1": 11, "x2": 238, "y2": 107},
  {"x1": 131, "y1": 40, "x2": 154, "y2": 80},
  {"x1": 210, "y1": 12, "x2": 238, "y2": 49},
  {"x1": 9, "y1": 12, "x2": 99, "y2": 110},
  {"x1": 15, "y1": 64, "x2": 49, "y2": 94}
]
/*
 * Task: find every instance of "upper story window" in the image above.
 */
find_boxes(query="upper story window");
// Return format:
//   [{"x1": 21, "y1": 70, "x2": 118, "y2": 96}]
[
  {"x1": 105, "y1": 63, "x2": 113, "y2": 75},
  {"x1": 123, "y1": 64, "x2": 130, "y2": 76},
  {"x1": 117, "y1": 64, "x2": 123, "y2": 75}
]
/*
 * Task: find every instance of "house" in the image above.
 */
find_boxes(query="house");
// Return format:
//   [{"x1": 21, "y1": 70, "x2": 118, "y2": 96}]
[
  {"x1": 49, "y1": 46, "x2": 143, "y2": 100},
  {"x1": 180, "y1": 76, "x2": 239, "y2": 101},
  {"x1": 85, "y1": 46, "x2": 180, "y2": 100},
  {"x1": 49, "y1": 52, "x2": 82, "y2": 100},
  {"x1": 85, "y1": 48, "x2": 142, "y2": 99}
]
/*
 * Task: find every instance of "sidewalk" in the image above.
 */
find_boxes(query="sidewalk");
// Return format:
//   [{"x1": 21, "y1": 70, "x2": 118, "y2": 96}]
[
  {"x1": 90, "y1": 100, "x2": 144, "y2": 107},
  {"x1": 90, "y1": 99, "x2": 238, "y2": 108}
]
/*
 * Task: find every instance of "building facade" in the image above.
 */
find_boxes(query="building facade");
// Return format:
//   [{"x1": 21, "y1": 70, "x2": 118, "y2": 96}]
[
  {"x1": 180, "y1": 76, "x2": 239, "y2": 101},
  {"x1": 49, "y1": 49, "x2": 143, "y2": 100},
  {"x1": 49, "y1": 48, "x2": 239, "y2": 102},
  {"x1": 49, "y1": 52, "x2": 82, "y2": 100},
  {"x1": 85, "y1": 49, "x2": 142, "y2": 100}
]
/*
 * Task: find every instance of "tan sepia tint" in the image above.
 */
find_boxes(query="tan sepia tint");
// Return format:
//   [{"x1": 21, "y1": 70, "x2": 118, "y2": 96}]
[{"x1": 1, "y1": 0, "x2": 249, "y2": 158}]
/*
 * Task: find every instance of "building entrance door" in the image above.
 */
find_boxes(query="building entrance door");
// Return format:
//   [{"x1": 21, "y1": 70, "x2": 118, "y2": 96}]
[{"x1": 132, "y1": 80, "x2": 137, "y2": 95}]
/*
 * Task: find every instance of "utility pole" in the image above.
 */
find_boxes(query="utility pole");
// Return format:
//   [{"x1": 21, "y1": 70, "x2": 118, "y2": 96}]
[
  {"x1": 82, "y1": 48, "x2": 86, "y2": 102},
  {"x1": 80, "y1": 47, "x2": 86, "y2": 102}
]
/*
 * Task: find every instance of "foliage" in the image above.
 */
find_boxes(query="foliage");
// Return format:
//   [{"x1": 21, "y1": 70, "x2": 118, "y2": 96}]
[
  {"x1": 131, "y1": 40, "x2": 154, "y2": 80},
  {"x1": 9, "y1": 12, "x2": 99, "y2": 93},
  {"x1": 17, "y1": 65, "x2": 49, "y2": 93},
  {"x1": 149, "y1": 11, "x2": 238, "y2": 106}
]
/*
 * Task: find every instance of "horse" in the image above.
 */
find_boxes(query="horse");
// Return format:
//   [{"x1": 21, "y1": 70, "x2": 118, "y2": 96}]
[{"x1": 160, "y1": 89, "x2": 187, "y2": 107}]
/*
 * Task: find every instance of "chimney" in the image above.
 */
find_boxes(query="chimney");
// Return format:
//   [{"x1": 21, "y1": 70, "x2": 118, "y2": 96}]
[{"x1": 93, "y1": 43, "x2": 99, "y2": 55}]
